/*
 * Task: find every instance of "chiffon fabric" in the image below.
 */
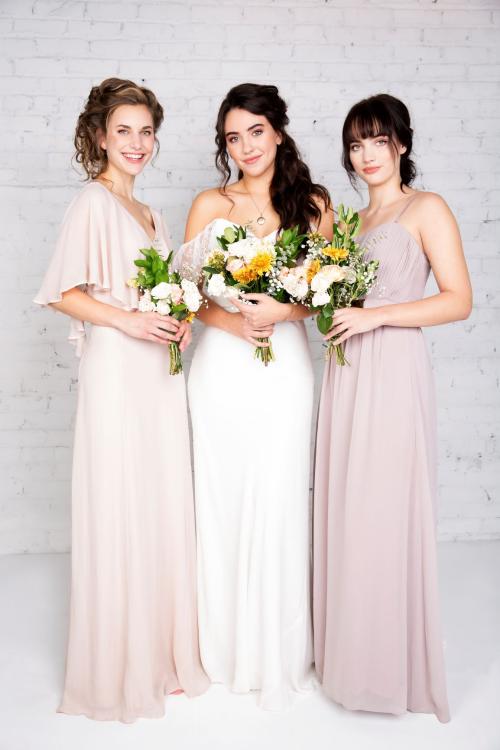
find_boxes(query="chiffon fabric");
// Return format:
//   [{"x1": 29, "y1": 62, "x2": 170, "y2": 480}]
[
  {"x1": 313, "y1": 197, "x2": 450, "y2": 723},
  {"x1": 35, "y1": 181, "x2": 208, "y2": 722},
  {"x1": 175, "y1": 218, "x2": 314, "y2": 710}
]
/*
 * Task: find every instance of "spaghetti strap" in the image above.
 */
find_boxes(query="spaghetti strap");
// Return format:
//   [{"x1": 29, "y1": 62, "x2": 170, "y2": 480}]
[{"x1": 394, "y1": 193, "x2": 420, "y2": 223}]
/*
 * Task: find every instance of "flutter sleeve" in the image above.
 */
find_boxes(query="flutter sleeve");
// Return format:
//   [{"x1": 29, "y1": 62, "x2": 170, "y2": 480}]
[
  {"x1": 34, "y1": 185, "x2": 136, "y2": 356},
  {"x1": 172, "y1": 220, "x2": 215, "y2": 282}
]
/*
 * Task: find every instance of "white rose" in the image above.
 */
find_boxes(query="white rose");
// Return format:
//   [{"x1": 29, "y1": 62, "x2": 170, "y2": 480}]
[
  {"x1": 156, "y1": 300, "x2": 171, "y2": 316},
  {"x1": 228, "y1": 237, "x2": 256, "y2": 260},
  {"x1": 207, "y1": 273, "x2": 227, "y2": 297},
  {"x1": 310, "y1": 272, "x2": 331, "y2": 293},
  {"x1": 295, "y1": 277, "x2": 309, "y2": 300},
  {"x1": 224, "y1": 285, "x2": 239, "y2": 299},
  {"x1": 167, "y1": 283, "x2": 183, "y2": 304},
  {"x1": 312, "y1": 290, "x2": 331, "y2": 307},
  {"x1": 138, "y1": 295, "x2": 156, "y2": 312},
  {"x1": 322, "y1": 264, "x2": 347, "y2": 284},
  {"x1": 150, "y1": 281, "x2": 170, "y2": 299},
  {"x1": 181, "y1": 279, "x2": 202, "y2": 312}
]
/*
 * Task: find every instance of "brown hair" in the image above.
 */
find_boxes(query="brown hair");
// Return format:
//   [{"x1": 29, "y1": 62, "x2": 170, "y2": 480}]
[{"x1": 74, "y1": 77, "x2": 164, "y2": 180}]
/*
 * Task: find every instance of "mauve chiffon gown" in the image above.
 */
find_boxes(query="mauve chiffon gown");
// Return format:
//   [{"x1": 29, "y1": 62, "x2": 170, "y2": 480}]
[
  {"x1": 313, "y1": 196, "x2": 450, "y2": 723},
  {"x1": 34, "y1": 181, "x2": 208, "y2": 722}
]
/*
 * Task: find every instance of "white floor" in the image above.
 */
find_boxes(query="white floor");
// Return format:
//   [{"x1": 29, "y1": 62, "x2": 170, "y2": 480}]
[{"x1": 0, "y1": 542, "x2": 499, "y2": 750}]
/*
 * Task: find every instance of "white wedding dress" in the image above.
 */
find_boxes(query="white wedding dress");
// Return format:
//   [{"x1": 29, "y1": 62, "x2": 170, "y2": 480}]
[{"x1": 175, "y1": 218, "x2": 314, "y2": 710}]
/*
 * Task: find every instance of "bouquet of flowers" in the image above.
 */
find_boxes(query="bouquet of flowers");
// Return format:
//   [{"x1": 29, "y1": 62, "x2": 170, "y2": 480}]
[
  {"x1": 202, "y1": 225, "x2": 305, "y2": 365},
  {"x1": 286, "y1": 205, "x2": 379, "y2": 365},
  {"x1": 128, "y1": 247, "x2": 202, "y2": 375}
]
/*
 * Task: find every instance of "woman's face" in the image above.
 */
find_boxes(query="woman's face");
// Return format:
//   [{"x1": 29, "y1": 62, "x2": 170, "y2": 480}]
[
  {"x1": 348, "y1": 132, "x2": 406, "y2": 187},
  {"x1": 99, "y1": 104, "x2": 155, "y2": 177},
  {"x1": 224, "y1": 107, "x2": 282, "y2": 179}
]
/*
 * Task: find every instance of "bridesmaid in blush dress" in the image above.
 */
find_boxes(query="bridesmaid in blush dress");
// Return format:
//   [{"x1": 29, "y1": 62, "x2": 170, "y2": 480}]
[
  {"x1": 34, "y1": 78, "x2": 208, "y2": 722},
  {"x1": 313, "y1": 94, "x2": 472, "y2": 723}
]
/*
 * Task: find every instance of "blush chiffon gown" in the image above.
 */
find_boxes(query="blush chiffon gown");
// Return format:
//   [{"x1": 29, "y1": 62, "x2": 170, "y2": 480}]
[
  {"x1": 313, "y1": 196, "x2": 450, "y2": 723},
  {"x1": 35, "y1": 181, "x2": 208, "y2": 722},
  {"x1": 175, "y1": 218, "x2": 315, "y2": 710}
]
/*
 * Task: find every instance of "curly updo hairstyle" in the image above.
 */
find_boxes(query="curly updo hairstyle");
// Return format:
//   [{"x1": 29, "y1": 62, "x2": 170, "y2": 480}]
[
  {"x1": 215, "y1": 83, "x2": 331, "y2": 235},
  {"x1": 342, "y1": 93, "x2": 417, "y2": 189},
  {"x1": 74, "y1": 77, "x2": 164, "y2": 180}
]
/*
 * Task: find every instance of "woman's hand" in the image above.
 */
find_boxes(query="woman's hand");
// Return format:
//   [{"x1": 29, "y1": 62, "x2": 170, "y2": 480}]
[
  {"x1": 230, "y1": 293, "x2": 290, "y2": 328},
  {"x1": 231, "y1": 313, "x2": 274, "y2": 347},
  {"x1": 325, "y1": 307, "x2": 385, "y2": 344},
  {"x1": 116, "y1": 310, "x2": 181, "y2": 344},
  {"x1": 177, "y1": 319, "x2": 192, "y2": 352}
]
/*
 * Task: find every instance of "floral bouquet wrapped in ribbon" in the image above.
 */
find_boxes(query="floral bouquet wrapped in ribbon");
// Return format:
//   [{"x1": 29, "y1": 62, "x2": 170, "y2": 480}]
[
  {"x1": 128, "y1": 247, "x2": 202, "y2": 375},
  {"x1": 288, "y1": 205, "x2": 379, "y2": 366},
  {"x1": 202, "y1": 224, "x2": 305, "y2": 365}
]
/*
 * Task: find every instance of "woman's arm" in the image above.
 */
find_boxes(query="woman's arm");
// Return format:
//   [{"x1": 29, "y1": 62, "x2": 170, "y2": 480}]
[
  {"x1": 51, "y1": 287, "x2": 192, "y2": 350},
  {"x1": 327, "y1": 193, "x2": 472, "y2": 344}
]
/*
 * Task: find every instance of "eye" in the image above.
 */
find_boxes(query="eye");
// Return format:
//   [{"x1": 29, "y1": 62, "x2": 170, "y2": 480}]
[
  {"x1": 252, "y1": 129, "x2": 263, "y2": 136},
  {"x1": 376, "y1": 138, "x2": 389, "y2": 146},
  {"x1": 118, "y1": 129, "x2": 128, "y2": 135},
  {"x1": 142, "y1": 130, "x2": 153, "y2": 136},
  {"x1": 227, "y1": 136, "x2": 239, "y2": 144},
  {"x1": 350, "y1": 144, "x2": 360, "y2": 152}
]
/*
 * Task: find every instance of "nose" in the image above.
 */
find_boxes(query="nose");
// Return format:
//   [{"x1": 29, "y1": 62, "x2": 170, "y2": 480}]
[
  {"x1": 241, "y1": 135, "x2": 254, "y2": 154},
  {"x1": 362, "y1": 145, "x2": 375, "y2": 163},
  {"x1": 130, "y1": 132, "x2": 143, "y2": 150}
]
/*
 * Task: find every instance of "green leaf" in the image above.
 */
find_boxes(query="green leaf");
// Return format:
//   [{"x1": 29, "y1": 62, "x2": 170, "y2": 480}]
[{"x1": 317, "y1": 312, "x2": 332, "y2": 335}]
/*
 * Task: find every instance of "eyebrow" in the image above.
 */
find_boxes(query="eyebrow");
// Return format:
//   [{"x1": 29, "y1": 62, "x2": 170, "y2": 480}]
[
  {"x1": 350, "y1": 131, "x2": 388, "y2": 143},
  {"x1": 225, "y1": 122, "x2": 265, "y2": 137},
  {"x1": 116, "y1": 124, "x2": 153, "y2": 129}
]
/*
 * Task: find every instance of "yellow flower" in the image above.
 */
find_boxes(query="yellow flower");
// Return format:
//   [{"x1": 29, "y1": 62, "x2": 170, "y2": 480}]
[
  {"x1": 248, "y1": 251, "x2": 274, "y2": 276},
  {"x1": 232, "y1": 265, "x2": 258, "y2": 284},
  {"x1": 306, "y1": 258, "x2": 321, "y2": 283},
  {"x1": 322, "y1": 245, "x2": 349, "y2": 262},
  {"x1": 185, "y1": 312, "x2": 195, "y2": 323}
]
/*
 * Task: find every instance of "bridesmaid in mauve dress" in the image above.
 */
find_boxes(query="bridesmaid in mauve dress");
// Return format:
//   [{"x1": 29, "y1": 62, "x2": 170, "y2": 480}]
[
  {"x1": 34, "y1": 78, "x2": 208, "y2": 722},
  {"x1": 313, "y1": 94, "x2": 472, "y2": 723}
]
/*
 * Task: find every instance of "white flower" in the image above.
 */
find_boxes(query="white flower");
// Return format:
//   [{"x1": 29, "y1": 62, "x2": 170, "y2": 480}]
[
  {"x1": 207, "y1": 273, "x2": 227, "y2": 297},
  {"x1": 310, "y1": 264, "x2": 347, "y2": 293},
  {"x1": 228, "y1": 237, "x2": 257, "y2": 261},
  {"x1": 310, "y1": 272, "x2": 331, "y2": 293},
  {"x1": 150, "y1": 281, "x2": 169, "y2": 299},
  {"x1": 181, "y1": 278, "x2": 202, "y2": 312},
  {"x1": 156, "y1": 299, "x2": 171, "y2": 316},
  {"x1": 295, "y1": 277, "x2": 309, "y2": 300},
  {"x1": 224, "y1": 285, "x2": 239, "y2": 299},
  {"x1": 167, "y1": 283, "x2": 183, "y2": 304},
  {"x1": 312, "y1": 290, "x2": 331, "y2": 307},
  {"x1": 138, "y1": 292, "x2": 156, "y2": 312}
]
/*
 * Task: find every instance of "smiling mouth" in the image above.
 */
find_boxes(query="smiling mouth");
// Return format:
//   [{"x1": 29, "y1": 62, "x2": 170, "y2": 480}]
[{"x1": 122, "y1": 153, "x2": 145, "y2": 162}]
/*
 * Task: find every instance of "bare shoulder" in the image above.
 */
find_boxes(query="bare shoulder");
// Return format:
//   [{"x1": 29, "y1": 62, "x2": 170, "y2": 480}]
[
  {"x1": 412, "y1": 190, "x2": 453, "y2": 219},
  {"x1": 184, "y1": 186, "x2": 233, "y2": 241}
]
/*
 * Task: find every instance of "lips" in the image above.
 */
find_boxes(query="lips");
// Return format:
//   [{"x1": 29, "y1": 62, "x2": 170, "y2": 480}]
[
  {"x1": 122, "y1": 153, "x2": 145, "y2": 163},
  {"x1": 243, "y1": 155, "x2": 261, "y2": 165},
  {"x1": 363, "y1": 166, "x2": 380, "y2": 174}
]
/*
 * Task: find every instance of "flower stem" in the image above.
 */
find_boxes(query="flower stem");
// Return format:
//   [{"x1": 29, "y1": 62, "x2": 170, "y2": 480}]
[
  {"x1": 169, "y1": 342, "x2": 183, "y2": 375},
  {"x1": 325, "y1": 340, "x2": 349, "y2": 366},
  {"x1": 254, "y1": 337, "x2": 275, "y2": 367}
]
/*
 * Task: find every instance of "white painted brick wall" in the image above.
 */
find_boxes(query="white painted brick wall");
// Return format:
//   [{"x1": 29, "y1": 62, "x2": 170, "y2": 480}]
[{"x1": 1, "y1": 0, "x2": 499, "y2": 553}]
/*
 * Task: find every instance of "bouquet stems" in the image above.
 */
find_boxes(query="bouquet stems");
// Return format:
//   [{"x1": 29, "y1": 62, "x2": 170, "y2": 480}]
[
  {"x1": 254, "y1": 337, "x2": 275, "y2": 367},
  {"x1": 325, "y1": 340, "x2": 349, "y2": 367},
  {"x1": 169, "y1": 342, "x2": 183, "y2": 375}
]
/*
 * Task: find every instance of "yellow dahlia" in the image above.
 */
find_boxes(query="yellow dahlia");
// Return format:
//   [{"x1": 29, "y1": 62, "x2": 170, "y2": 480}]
[
  {"x1": 248, "y1": 251, "x2": 274, "y2": 276},
  {"x1": 322, "y1": 245, "x2": 349, "y2": 262},
  {"x1": 232, "y1": 265, "x2": 258, "y2": 284}
]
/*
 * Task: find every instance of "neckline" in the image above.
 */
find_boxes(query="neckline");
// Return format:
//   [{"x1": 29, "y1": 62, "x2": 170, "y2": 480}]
[
  {"x1": 210, "y1": 217, "x2": 279, "y2": 241},
  {"x1": 91, "y1": 180, "x2": 158, "y2": 243}
]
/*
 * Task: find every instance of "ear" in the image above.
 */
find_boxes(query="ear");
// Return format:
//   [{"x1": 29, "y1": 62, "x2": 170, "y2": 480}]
[
  {"x1": 276, "y1": 131, "x2": 283, "y2": 146},
  {"x1": 97, "y1": 128, "x2": 107, "y2": 151},
  {"x1": 400, "y1": 144, "x2": 407, "y2": 155}
]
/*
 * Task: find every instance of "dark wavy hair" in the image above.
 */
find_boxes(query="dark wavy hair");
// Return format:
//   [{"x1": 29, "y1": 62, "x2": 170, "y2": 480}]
[
  {"x1": 74, "y1": 77, "x2": 164, "y2": 180},
  {"x1": 342, "y1": 93, "x2": 416, "y2": 189},
  {"x1": 215, "y1": 83, "x2": 331, "y2": 234}
]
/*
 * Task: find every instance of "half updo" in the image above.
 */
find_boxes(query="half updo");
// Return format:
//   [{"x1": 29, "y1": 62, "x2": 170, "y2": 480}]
[
  {"x1": 215, "y1": 83, "x2": 331, "y2": 235},
  {"x1": 342, "y1": 93, "x2": 417, "y2": 189},
  {"x1": 74, "y1": 77, "x2": 164, "y2": 180}
]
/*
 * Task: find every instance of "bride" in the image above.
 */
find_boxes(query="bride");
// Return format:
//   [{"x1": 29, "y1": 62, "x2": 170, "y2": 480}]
[{"x1": 175, "y1": 83, "x2": 333, "y2": 710}]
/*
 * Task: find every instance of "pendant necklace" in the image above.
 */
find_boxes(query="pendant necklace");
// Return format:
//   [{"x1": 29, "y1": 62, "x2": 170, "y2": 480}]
[{"x1": 244, "y1": 189, "x2": 271, "y2": 226}]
